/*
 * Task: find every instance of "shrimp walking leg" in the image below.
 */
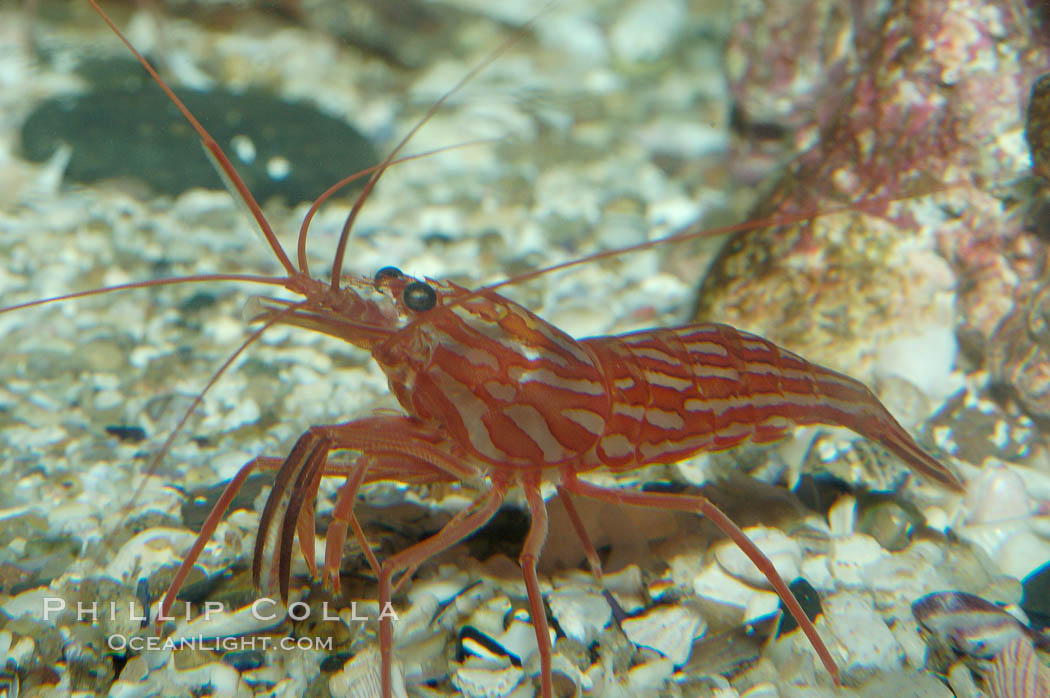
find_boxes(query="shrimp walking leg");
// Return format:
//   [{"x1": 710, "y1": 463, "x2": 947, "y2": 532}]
[
  {"x1": 561, "y1": 470, "x2": 841, "y2": 685},
  {"x1": 522, "y1": 478, "x2": 554, "y2": 698},
  {"x1": 251, "y1": 417, "x2": 483, "y2": 596},
  {"x1": 158, "y1": 454, "x2": 283, "y2": 620},
  {"x1": 557, "y1": 486, "x2": 605, "y2": 581},
  {"x1": 323, "y1": 459, "x2": 377, "y2": 588},
  {"x1": 376, "y1": 481, "x2": 509, "y2": 698},
  {"x1": 161, "y1": 416, "x2": 474, "y2": 617}
]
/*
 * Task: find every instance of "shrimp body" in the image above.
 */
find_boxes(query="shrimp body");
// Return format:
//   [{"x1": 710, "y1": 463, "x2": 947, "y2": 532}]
[{"x1": 362, "y1": 273, "x2": 960, "y2": 490}]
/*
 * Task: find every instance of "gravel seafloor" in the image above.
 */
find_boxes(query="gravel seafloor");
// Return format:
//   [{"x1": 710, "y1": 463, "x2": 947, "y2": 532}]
[{"x1": 0, "y1": 1, "x2": 1046, "y2": 696}]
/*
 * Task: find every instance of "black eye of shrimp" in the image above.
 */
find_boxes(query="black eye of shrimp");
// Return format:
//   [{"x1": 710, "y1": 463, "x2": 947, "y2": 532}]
[
  {"x1": 373, "y1": 266, "x2": 404, "y2": 287},
  {"x1": 403, "y1": 281, "x2": 437, "y2": 311}
]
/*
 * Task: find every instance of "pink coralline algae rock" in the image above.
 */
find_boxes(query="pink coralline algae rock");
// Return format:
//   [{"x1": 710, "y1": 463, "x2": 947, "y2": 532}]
[{"x1": 696, "y1": 0, "x2": 1046, "y2": 396}]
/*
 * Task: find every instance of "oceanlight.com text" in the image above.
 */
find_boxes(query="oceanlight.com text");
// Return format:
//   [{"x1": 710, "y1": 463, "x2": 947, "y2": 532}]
[{"x1": 106, "y1": 634, "x2": 335, "y2": 652}]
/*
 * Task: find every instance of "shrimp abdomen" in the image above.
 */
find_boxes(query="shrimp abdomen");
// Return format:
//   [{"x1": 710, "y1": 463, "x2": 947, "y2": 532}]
[{"x1": 583, "y1": 323, "x2": 962, "y2": 490}]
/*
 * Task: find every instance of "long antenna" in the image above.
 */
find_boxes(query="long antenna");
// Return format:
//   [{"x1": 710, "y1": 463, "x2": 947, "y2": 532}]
[{"x1": 86, "y1": 0, "x2": 297, "y2": 277}]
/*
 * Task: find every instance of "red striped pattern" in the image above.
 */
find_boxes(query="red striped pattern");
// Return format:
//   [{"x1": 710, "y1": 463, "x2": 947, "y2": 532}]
[
  {"x1": 583, "y1": 323, "x2": 959, "y2": 488},
  {"x1": 375, "y1": 288, "x2": 608, "y2": 469},
  {"x1": 373, "y1": 287, "x2": 960, "y2": 489}
]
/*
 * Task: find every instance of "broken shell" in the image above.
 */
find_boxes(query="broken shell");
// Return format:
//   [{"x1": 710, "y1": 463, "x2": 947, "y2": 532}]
[
  {"x1": 171, "y1": 660, "x2": 244, "y2": 696},
  {"x1": 963, "y1": 461, "x2": 1034, "y2": 526},
  {"x1": 828, "y1": 495, "x2": 858, "y2": 537},
  {"x1": 985, "y1": 636, "x2": 1050, "y2": 698},
  {"x1": 626, "y1": 656, "x2": 674, "y2": 692},
  {"x1": 600, "y1": 565, "x2": 648, "y2": 614},
  {"x1": 547, "y1": 589, "x2": 612, "y2": 645},
  {"x1": 329, "y1": 647, "x2": 407, "y2": 698},
  {"x1": 0, "y1": 629, "x2": 33, "y2": 669},
  {"x1": 996, "y1": 529, "x2": 1050, "y2": 582},
  {"x1": 823, "y1": 592, "x2": 904, "y2": 676},
  {"x1": 828, "y1": 533, "x2": 886, "y2": 586},
  {"x1": 391, "y1": 589, "x2": 441, "y2": 646},
  {"x1": 450, "y1": 664, "x2": 526, "y2": 698},
  {"x1": 456, "y1": 614, "x2": 545, "y2": 672},
  {"x1": 458, "y1": 625, "x2": 521, "y2": 669},
  {"x1": 912, "y1": 591, "x2": 1046, "y2": 659},
  {"x1": 620, "y1": 604, "x2": 706, "y2": 667},
  {"x1": 714, "y1": 525, "x2": 802, "y2": 589},
  {"x1": 491, "y1": 616, "x2": 548, "y2": 667},
  {"x1": 694, "y1": 561, "x2": 777, "y2": 613},
  {"x1": 168, "y1": 600, "x2": 286, "y2": 641},
  {"x1": 104, "y1": 527, "x2": 221, "y2": 585}
]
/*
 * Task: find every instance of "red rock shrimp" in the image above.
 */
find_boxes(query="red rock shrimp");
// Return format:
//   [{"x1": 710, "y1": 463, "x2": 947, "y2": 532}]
[{"x1": 1, "y1": 2, "x2": 1014, "y2": 697}]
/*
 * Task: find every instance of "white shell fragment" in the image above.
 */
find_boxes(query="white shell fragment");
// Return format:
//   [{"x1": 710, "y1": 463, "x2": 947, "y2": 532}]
[
  {"x1": 824, "y1": 592, "x2": 904, "y2": 676},
  {"x1": 828, "y1": 534, "x2": 887, "y2": 586},
  {"x1": 627, "y1": 656, "x2": 675, "y2": 692},
  {"x1": 601, "y1": 565, "x2": 649, "y2": 614},
  {"x1": 608, "y1": 0, "x2": 686, "y2": 63},
  {"x1": 451, "y1": 664, "x2": 526, "y2": 698},
  {"x1": 3, "y1": 588, "x2": 66, "y2": 620},
  {"x1": 329, "y1": 648, "x2": 408, "y2": 698},
  {"x1": 827, "y1": 495, "x2": 858, "y2": 537},
  {"x1": 714, "y1": 525, "x2": 802, "y2": 589},
  {"x1": 962, "y1": 460, "x2": 1034, "y2": 525},
  {"x1": 493, "y1": 617, "x2": 548, "y2": 667},
  {"x1": 547, "y1": 589, "x2": 612, "y2": 644},
  {"x1": 103, "y1": 528, "x2": 205, "y2": 584},
  {"x1": 995, "y1": 529, "x2": 1050, "y2": 582},
  {"x1": 620, "y1": 604, "x2": 706, "y2": 666},
  {"x1": 693, "y1": 562, "x2": 780, "y2": 617},
  {"x1": 952, "y1": 461, "x2": 1050, "y2": 580},
  {"x1": 169, "y1": 599, "x2": 286, "y2": 641}
]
